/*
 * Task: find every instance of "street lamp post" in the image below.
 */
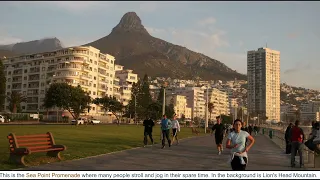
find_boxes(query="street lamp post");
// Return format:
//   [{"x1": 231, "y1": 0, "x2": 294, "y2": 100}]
[
  {"x1": 162, "y1": 82, "x2": 168, "y2": 116},
  {"x1": 134, "y1": 94, "x2": 137, "y2": 125},
  {"x1": 205, "y1": 86, "x2": 209, "y2": 134}
]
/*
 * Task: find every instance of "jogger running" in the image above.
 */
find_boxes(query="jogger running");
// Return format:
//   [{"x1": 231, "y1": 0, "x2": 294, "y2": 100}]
[{"x1": 211, "y1": 116, "x2": 226, "y2": 155}]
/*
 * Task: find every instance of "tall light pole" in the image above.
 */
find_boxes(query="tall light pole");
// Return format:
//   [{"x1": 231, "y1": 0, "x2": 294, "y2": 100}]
[
  {"x1": 162, "y1": 82, "x2": 167, "y2": 116},
  {"x1": 134, "y1": 94, "x2": 137, "y2": 125},
  {"x1": 205, "y1": 85, "x2": 209, "y2": 133}
]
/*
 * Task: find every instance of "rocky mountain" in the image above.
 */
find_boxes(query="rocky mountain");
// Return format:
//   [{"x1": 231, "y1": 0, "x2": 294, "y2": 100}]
[
  {"x1": 0, "y1": 49, "x2": 16, "y2": 58},
  {"x1": 0, "y1": 38, "x2": 63, "y2": 57},
  {"x1": 85, "y1": 12, "x2": 246, "y2": 81}
]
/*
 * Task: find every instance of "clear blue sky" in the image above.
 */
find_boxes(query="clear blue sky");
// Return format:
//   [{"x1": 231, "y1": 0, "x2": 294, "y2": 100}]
[{"x1": 1, "y1": 1, "x2": 319, "y2": 89}]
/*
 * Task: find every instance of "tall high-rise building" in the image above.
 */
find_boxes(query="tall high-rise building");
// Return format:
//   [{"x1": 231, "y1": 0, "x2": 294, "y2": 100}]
[{"x1": 247, "y1": 47, "x2": 280, "y2": 121}]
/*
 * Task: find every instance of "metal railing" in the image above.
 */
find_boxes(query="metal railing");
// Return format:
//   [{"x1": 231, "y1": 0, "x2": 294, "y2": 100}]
[{"x1": 261, "y1": 125, "x2": 318, "y2": 168}]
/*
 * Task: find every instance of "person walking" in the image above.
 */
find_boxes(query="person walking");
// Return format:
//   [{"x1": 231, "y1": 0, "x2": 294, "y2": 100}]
[
  {"x1": 143, "y1": 117, "x2": 155, "y2": 147},
  {"x1": 289, "y1": 120, "x2": 305, "y2": 168},
  {"x1": 253, "y1": 124, "x2": 258, "y2": 136},
  {"x1": 171, "y1": 115, "x2": 181, "y2": 145},
  {"x1": 248, "y1": 124, "x2": 253, "y2": 135},
  {"x1": 284, "y1": 123, "x2": 293, "y2": 154},
  {"x1": 226, "y1": 119, "x2": 255, "y2": 171},
  {"x1": 241, "y1": 121, "x2": 249, "y2": 133},
  {"x1": 211, "y1": 116, "x2": 226, "y2": 155},
  {"x1": 160, "y1": 115, "x2": 172, "y2": 149}
]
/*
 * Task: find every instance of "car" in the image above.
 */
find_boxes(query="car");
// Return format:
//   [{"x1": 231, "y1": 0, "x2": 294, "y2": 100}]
[
  {"x1": 71, "y1": 117, "x2": 87, "y2": 125},
  {"x1": 90, "y1": 119, "x2": 101, "y2": 125},
  {"x1": 0, "y1": 115, "x2": 5, "y2": 123}
]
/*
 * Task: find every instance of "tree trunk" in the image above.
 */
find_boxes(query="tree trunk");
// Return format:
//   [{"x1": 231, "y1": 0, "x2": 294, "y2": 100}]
[{"x1": 13, "y1": 104, "x2": 17, "y2": 113}]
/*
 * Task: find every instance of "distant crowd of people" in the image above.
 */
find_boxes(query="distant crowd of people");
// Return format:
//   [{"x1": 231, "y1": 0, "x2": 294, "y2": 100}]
[
  {"x1": 143, "y1": 114, "x2": 258, "y2": 171},
  {"x1": 143, "y1": 113, "x2": 320, "y2": 170}
]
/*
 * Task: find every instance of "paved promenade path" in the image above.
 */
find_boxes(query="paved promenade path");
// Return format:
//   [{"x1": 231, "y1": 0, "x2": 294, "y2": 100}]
[{"x1": 23, "y1": 134, "x2": 298, "y2": 170}]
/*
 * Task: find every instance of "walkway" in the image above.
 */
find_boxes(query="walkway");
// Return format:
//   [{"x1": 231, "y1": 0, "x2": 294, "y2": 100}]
[{"x1": 23, "y1": 134, "x2": 298, "y2": 170}]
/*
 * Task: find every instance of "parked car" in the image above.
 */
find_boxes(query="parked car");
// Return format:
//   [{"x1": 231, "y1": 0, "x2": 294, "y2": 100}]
[
  {"x1": 0, "y1": 115, "x2": 5, "y2": 123},
  {"x1": 71, "y1": 117, "x2": 87, "y2": 125},
  {"x1": 90, "y1": 118, "x2": 101, "y2": 125}
]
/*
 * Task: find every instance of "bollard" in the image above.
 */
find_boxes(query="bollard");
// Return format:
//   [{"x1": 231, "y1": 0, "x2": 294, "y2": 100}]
[
  {"x1": 308, "y1": 150, "x2": 314, "y2": 166},
  {"x1": 269, "y1": 130, "x2": 273, "y2": 139},
  {"x1": 315, "y1": 153, "x2": 320, "y2": 168},
  {"x1": 262, "y1": 128, "x2": 265, "y2": 135}
]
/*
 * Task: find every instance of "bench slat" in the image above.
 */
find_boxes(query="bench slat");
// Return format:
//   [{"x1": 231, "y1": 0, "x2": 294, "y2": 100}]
[
  {"x1": 17, "y1": 138, "x2": 51, "y2": 143},
  {"x1": 30, "y1": 148, "x2": 64, "y2": 153},
  {"x1": 16, "y1": 134, "x2": 49, "y2": 138},
  {"x1": 28, "y1": 145, "x2": 53, "y2": 150},
  {"x1": 18, "y1": 141, "x2": 52, "y2": 147}
]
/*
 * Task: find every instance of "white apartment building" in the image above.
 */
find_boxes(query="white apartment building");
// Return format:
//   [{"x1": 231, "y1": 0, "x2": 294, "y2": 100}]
[
  {"x1": 247, "y1": 47, "x2": 280, "y2": 122},
  {"x1": 115, "y1": 65, "x2": 138, "y2": 106},
  {"x1": 2, "y1": 46, "x2": 116, "y2": 115},
  {"x1": 229, "y1": 98, "x2": 238, "y2": 117},
  {"x1": 168, "y1": 87, "x2": 205, "y2": 119},
  {"x1": 165, "y1": 94, "x2": 192, "y2": 119},
  {"x1": 205, "y1": 88, "x2": 230, "y2": 119},
  {"x1": 301, "y1": 102, "x2": 314, "y2": 112}
]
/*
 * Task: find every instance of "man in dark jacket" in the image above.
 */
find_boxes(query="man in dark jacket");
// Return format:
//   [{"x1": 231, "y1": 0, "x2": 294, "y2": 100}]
[
  {"x1": 285, "y1": 123, "x2": 293, "y2": 154},
  {"x1": 143, "y1": 117, "x2": 155, "y2": 147}
]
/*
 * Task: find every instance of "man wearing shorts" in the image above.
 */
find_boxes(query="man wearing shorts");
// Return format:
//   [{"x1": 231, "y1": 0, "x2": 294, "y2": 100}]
[{"x1": 211, "y1": 116, "x2": 226, "y2": 155}]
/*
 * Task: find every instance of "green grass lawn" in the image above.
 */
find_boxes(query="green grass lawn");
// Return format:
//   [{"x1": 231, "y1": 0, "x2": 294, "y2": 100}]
[{"x1": 0, "y1": 124, "x2": 203, "y2": 170}]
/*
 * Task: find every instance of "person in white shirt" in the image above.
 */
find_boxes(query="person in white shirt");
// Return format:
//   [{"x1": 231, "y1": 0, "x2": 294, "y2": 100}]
[
  {"x1": 171, "y1": 115, "x2": 181, "y2": 145},
  {"x1": 226, "y1": 119, "x2": 255, "y2": 170}
]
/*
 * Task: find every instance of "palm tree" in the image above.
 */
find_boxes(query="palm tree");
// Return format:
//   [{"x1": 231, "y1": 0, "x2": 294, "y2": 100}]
[
  {"x1": 6, "y1": 91, "x2": 27, "y2": 113},
  {"x1": 208, "y1": 102, "x2": 214, "y2": 120}
]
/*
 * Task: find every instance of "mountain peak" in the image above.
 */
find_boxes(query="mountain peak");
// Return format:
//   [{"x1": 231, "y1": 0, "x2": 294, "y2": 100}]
[{"x1": 112, "y1": 12, "x2": 149, "y2": 35}]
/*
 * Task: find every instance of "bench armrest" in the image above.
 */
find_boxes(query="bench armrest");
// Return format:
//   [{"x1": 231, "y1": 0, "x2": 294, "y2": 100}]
[{"x1": 52, "y1": 144, "x2": 67, "y2": 151}]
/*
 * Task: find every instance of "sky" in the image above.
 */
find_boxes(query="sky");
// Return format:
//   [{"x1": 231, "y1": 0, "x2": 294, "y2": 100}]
[{"x1": 0, "y1": 1, "x2": 320, "y2": 90}]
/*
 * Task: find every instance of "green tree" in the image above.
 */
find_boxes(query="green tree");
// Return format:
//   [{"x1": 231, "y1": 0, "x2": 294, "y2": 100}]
[
  {"x1": 157, "y1": 86, "x2": 164, "y2": 105},
  {"x1": 166, "y1": 97, "x2": 175, "y2": 119},
  {"x1": 93, "y1": 96, "x2": 124, "y2": 124},
  {"x1": 0, "y1": 60, "x2": 6, "y2": 111},
  {"x1": 43, "y1": 83, "x2": 91, "y2": 121},
  {"x1": 125, "y1": 81, "x2": 140, "y2": 118},
  {"x1": 221, "y1": 114, "x2": 233, "y2": 124},
  {"x1": 137, "y1": 74, "x2": 153, "y2": 119},
  {"x1": 7, "y1": 91, "x2": 27, "y2": 113},
  {"x1": 147, "y1": 102, "x2": 162, "y2": 120}
]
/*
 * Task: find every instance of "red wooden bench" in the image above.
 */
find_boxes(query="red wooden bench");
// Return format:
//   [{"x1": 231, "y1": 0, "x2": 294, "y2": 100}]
[{"x1": 7, "y1": 132, "x2": 66, "y2": 166}]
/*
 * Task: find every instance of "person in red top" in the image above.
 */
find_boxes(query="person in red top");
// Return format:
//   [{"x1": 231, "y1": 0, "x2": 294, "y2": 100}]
[{"x1": 289, "y1": 120, "x2": 305, "y2": 168}]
